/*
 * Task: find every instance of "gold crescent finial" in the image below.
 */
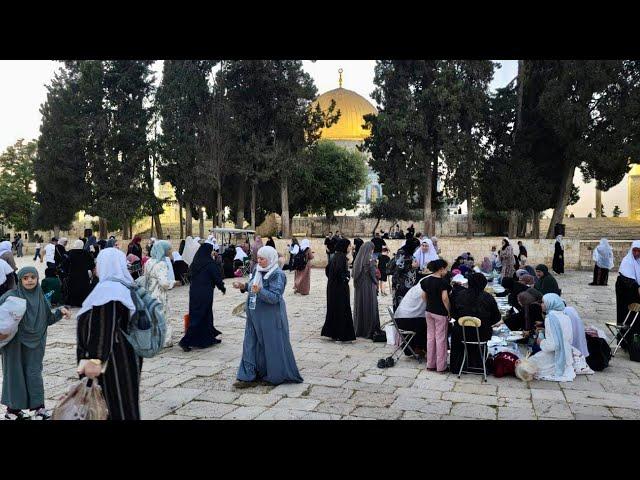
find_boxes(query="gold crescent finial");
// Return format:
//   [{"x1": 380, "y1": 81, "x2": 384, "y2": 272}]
[{"x1": 338, "y1": 68, "x2": 343, "y2": 88}]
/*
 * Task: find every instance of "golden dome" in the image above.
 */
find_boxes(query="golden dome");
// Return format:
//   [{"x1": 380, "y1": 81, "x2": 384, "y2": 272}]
[
  {"x1": 313, "y1": 74, "x2": 377, "y2": 142},
  {"x1": 630, "y1": 164, "x2": 640, "y2": 176}
]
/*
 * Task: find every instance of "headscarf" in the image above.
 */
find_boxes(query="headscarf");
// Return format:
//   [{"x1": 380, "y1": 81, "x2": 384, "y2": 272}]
[
  {"x1": 501, "y1": 237, "x2": 510, "y2": 251},
  {"x1": 619, "y1": 240, "x2": 640, "y2": 284},
  {"x1": 519, "y1": 274, "x2": 536, "y2": 286},
  {"x1": 593, "y1": 238, "x2": 614, "y2": 270},
  {"x1": 76, "y1": 248, "x2": 136, "y2": 318},
  {"x1": 542, "y1": 293, "x2": 568, "y2": 378},
  {"x1": 335, "y1": 238, "x2": 350, "y2": 254},
  {"x1": 0, "y1": 258, "x2": 13, "y2": 286},
  {"x1": 535, "y1": 264, "x2": 549, "y2": 276},
  {"x1": 289, "y1": 244, "x2": 300, "y2": 255},
  {"x1": 515, "y1": 269, "x2": 528, "y2": 279},
  {"x1": 412, "y1": 237, "x2": 439, "y2": 269},
  {"x1": 564, "y1": 306, "x2": 589, "y2": 357},
  {"x1": 132, "y1": 236, "x2": 142, "y2": 245},
  {"x1": 249, "y1": 245, "x2": 280, "y2": 289},
  {"x1": 234, "y1": 246, "x2": 248, "y2": 261},
  {"x1": 106, "y1": 238, "x2": 117, "y2": 248},
  {"x1": 172, "y1": 252, "x2": 183, "y2": 262},
  {"x1": 97, "y1": 239, "x2": 107, "y2": 249},
  {"x1": 0, "y1": 241, "x2": 12, "y2": 256},
  {"x1": 480, "y1": 257, "x2": 492, "y2": 273},
  {"x1": 190, "y1": 243, "x2": 215, "y2": 278},
  {"x1": 353, "y1": 241, "x2": 375, "y2": 284},
  {"x1": 59, "y1": 237, "x2": 68, "y2": 247},
  {"x1": 431, "y1": 236, "x2": 439, "y2": 251},
  {"x1": 556, "y1": 235, "x2": 564, "y2": 248},
  {"x1": 150, "y1": 240, "x2": 171, "y2": 262},
  {"x1": 517, "y1": 288, "x2": 543, "y2": 330},
  {"x1": 71, "y1": 239, "x2": 84, "y2": 250},
  {"x1": 0, "y1": 267, "x2": 51, "y2": 346},
  {"x1": 299, "y1": 239, "x2": 311, "y2": 252},
  {"x1": 451, "y1": 274, "x2": 468, "y2": 285},
  {"x1": 468, "y1": 272, "x2": 488, "y2": 297}
]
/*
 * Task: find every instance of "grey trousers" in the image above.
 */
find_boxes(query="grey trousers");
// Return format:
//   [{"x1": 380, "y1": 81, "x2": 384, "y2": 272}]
[{"x1": 1, "y1": 339, "x2": 46, "y2": 410}]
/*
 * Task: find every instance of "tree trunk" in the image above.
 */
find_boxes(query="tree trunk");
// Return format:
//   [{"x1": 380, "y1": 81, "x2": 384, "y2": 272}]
[
  {"x1": 532, "y1": 210, "x2": 540, "y2": 239},
  {"x1": 150, "y1": 215, "x2": 154, "y2": 239},
  {"x1": 53, "y1": 224, "x2": 60, "y2": 239},
  {"x1": 466, "y1": 189, "x2": 473, "y2": 239},
  {"x1": 199, "y1": 211, "x2": 205, "y2": 238},
  {"x1": 372, "y1": 218, "x2": 381, "y2": 237},
  {"x1": 129, "y1": 220, "x2": 134, "y2": 239},
  {"x1": 185, "y1": 203, "x2": 193, "y2": 237},
  {"x1": 595, "y1": 187, "x2": 602, "y2": 218},
  {"x1": 281, "y1": 178, "x2": 290, "y2": 238},
  {"x1": 236, "y1": 184, "x2": 246, "y2": 229},
  {"x1": 508, "y1": 211, "x2": 518, "y2": 239},
  {"x1": 217, "y1": 188, "x2": 224, "y2": 228},
  {"x1": 153, "y1": 214, "x2": 163, "y2": 239},
  {"x1": 546, "y1": 163, "x2": 576, "y2": 239},
  {"x1": 122, "y1": 221, "x2": 129, "y2": 240},
  {"x1": 423, "y1": 160, "x2": 434, "y2": 237},
  {"x1": 251, "y1": 182, "x2": 257, "y2": 229},
  {"x1": 179, "y1": 202, "x2": 184, "y2": 239},
  {"x1": 98, "y1": 217, "x2": 108, "y2": 239}
]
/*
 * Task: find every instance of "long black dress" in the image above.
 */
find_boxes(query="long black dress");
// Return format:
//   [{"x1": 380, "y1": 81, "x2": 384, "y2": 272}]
[
  {"x1": 61, "y1": 249, "x2": 96, "y2": 307},
  {"x1": 553, "y1": 241, "x2": 565, "y2": 274},
  {"x1": 615, "y1": 273, "x2": 640, "y2": 328},
  {"x1": 450, "y1": 287, "x2": 500, "y2": 373},
  {"x1": 321, "y1": 252, "x2": 356, "y2": 341},
  {"x1": 76, "y1": 301, "x2": 142, "y2": 420},
  {"x1": 180, "y1": 243, "x2": 226, "y2": 349}
]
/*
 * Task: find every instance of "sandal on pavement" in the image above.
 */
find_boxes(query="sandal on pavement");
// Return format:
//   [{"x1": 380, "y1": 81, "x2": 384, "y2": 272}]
[{"x1": 4, "y1": 410, "x2": 30, "y2": 420}]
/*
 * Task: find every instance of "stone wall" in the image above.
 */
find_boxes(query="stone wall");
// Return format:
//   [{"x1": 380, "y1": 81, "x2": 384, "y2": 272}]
[{"x1": 270, "y1": 237, "x2": 636, "y2": 271}]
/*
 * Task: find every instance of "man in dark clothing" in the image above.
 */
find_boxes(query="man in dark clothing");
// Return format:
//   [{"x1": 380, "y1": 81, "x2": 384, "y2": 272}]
[
  {"x1": 324, "y1": 232, "x2": 336, "y2": 264},
  {"x1": 407, "y1": 224, "x2": 415, "y2": 237},
  {"x1": 370, "y1": 233, "x2": 387, "y2": 260}
]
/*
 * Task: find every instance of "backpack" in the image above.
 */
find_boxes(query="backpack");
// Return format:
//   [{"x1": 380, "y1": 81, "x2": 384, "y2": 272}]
[
  {"x1": 112, "y1": 265, "x2": 167, "y2": 358},
  {"x1": 585, "y1": 335, "x2": 611, "y2": 371},
  {"x1": 293, "y1": 250, "x2": 308, "y2": 271}
]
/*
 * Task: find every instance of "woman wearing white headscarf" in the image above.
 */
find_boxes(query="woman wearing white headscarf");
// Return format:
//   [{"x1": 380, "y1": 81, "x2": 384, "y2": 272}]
[
  {"x1": 144, "y1": 240, "x2": 175, "y2": 348},
  {"x1": 293, "y1": 239, "x2": 314, "y2": 295},
  {"x1": 615, "y1": 240, "x2": 640, "y2": 329},
  {"x1": 552, "y1": 235, "x2": 565, "y2": 274},
  {"x1": 75, "y1": 248, "x2": 143, "y2": 420},
  {"x1": 232, "y1": 246, "x2": 303, "y2": 387},
  {"x1": 0, "y1": 241, "x2": 17, "y2": 292},
  {"x1": 412, "y1": 237, "x2": 439, "y2": 271},
  {"x1": 590, "y1": 238, "x2": 615, "y2": 286},
  {"x1": 529, "y1": 293, "x2": 592, "y2": 382}
]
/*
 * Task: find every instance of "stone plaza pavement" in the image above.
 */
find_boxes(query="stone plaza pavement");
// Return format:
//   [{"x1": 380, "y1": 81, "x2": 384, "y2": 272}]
[{"x1": 2, "y1": 256, "x2": 640, "y2": 420}]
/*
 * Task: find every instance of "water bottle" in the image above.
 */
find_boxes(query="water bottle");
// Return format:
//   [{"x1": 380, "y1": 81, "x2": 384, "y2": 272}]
[{"x1": 249, "y1": 292, "x2": 257, "y2": 310}]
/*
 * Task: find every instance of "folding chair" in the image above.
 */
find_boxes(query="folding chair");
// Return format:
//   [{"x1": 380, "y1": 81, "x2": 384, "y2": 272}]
[
  {"x1": 241, "y1": 258, "x2": 252, "y2": 277},
  {"x1": 381, "y1": 306, "x2": 420, "y2": 362},
  {"x1": 606, "y1": 303, "x2": 640, "y2": 357},
  {"x1": 457, "y1": 316, "x2": 490, "y2": 382}
]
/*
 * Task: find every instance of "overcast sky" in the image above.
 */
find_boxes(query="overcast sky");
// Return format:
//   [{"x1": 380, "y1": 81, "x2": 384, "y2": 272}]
[{"x1": 0, "y1": 59, "x2": 624, "y2": 216}]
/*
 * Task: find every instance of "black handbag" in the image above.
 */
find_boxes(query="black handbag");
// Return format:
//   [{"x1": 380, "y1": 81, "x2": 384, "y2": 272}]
[
  {"x1": 372, "y1": 330, "x2": 387, "y2": 343},
  {"x1": 585, "y1": 335, "x2": 611, "y2": 371}
]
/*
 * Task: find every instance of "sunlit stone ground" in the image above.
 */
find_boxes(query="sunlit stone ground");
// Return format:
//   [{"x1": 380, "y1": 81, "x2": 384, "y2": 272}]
[{"x1": 2, "y1": 255, "x2": 639, "y2": 420}]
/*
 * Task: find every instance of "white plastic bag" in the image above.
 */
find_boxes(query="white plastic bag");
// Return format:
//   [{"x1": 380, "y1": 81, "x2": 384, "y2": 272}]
[
  {"x1": 0, "y1": 297, "x2": 27, "y2": 349},
  {"x1": 384, "y1": 324, "x2": 401, "y2": 346}
]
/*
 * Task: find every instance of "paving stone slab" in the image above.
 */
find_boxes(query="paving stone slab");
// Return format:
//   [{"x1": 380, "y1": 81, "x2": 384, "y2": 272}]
[{"x1": 449, "y1": 403, "x2": 497, "y2": 420}]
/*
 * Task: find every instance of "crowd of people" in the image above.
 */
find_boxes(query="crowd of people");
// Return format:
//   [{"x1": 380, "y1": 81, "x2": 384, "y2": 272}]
[{"x1": 0, "y1": 226, "x2": 637, "y2": 420}]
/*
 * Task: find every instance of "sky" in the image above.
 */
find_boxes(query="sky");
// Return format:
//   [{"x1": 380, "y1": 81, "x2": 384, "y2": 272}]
[{"x1": 0, "y1": 60, "x2": 627, "y2": 217}]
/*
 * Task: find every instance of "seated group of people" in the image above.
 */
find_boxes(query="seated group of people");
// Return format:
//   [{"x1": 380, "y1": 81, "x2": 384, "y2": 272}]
[{"x1": 391, "y1": 251, "x2": 595, "y2": 382}]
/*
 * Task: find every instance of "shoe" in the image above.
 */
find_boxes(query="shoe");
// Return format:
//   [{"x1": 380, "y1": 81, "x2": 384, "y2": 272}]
[
  {"x1": 385, "y1": 357, "x2": 395, "y2": 368},
  {"x1": 32, "y1": 408, "x2": 51, "y2": 420},
  {"x1": 4, "y1": 410, "x2": 30, "y2": 420},
  {"x1": 233, "y1": 380, "x2": 256, "y2": 389},
  {"x1": 377, "y1": 358, "x2": 388, "y2": 369},
  {"x1": 179, "y1": 343, "x2": 192, "y2": 352}
]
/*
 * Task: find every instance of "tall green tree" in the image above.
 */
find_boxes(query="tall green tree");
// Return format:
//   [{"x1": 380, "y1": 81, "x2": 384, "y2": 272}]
[
  {"x1": 0, "y1": 140, "x2": 37, "y2": 232},
  {"x1": 156, "y1": 60, "x2": 217, "y2": 236},
  {"x1": 35, "y1": 65, "x2": 89, "y2": 235}
]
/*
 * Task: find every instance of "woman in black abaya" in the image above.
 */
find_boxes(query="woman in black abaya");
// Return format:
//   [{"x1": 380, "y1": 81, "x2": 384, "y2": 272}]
[
  {"x1": 179, "y1": 242, "x2": 226, "y2": 352},
  {"x1": 321, "y1": 239, "x2": 356, "y2": 342}
]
